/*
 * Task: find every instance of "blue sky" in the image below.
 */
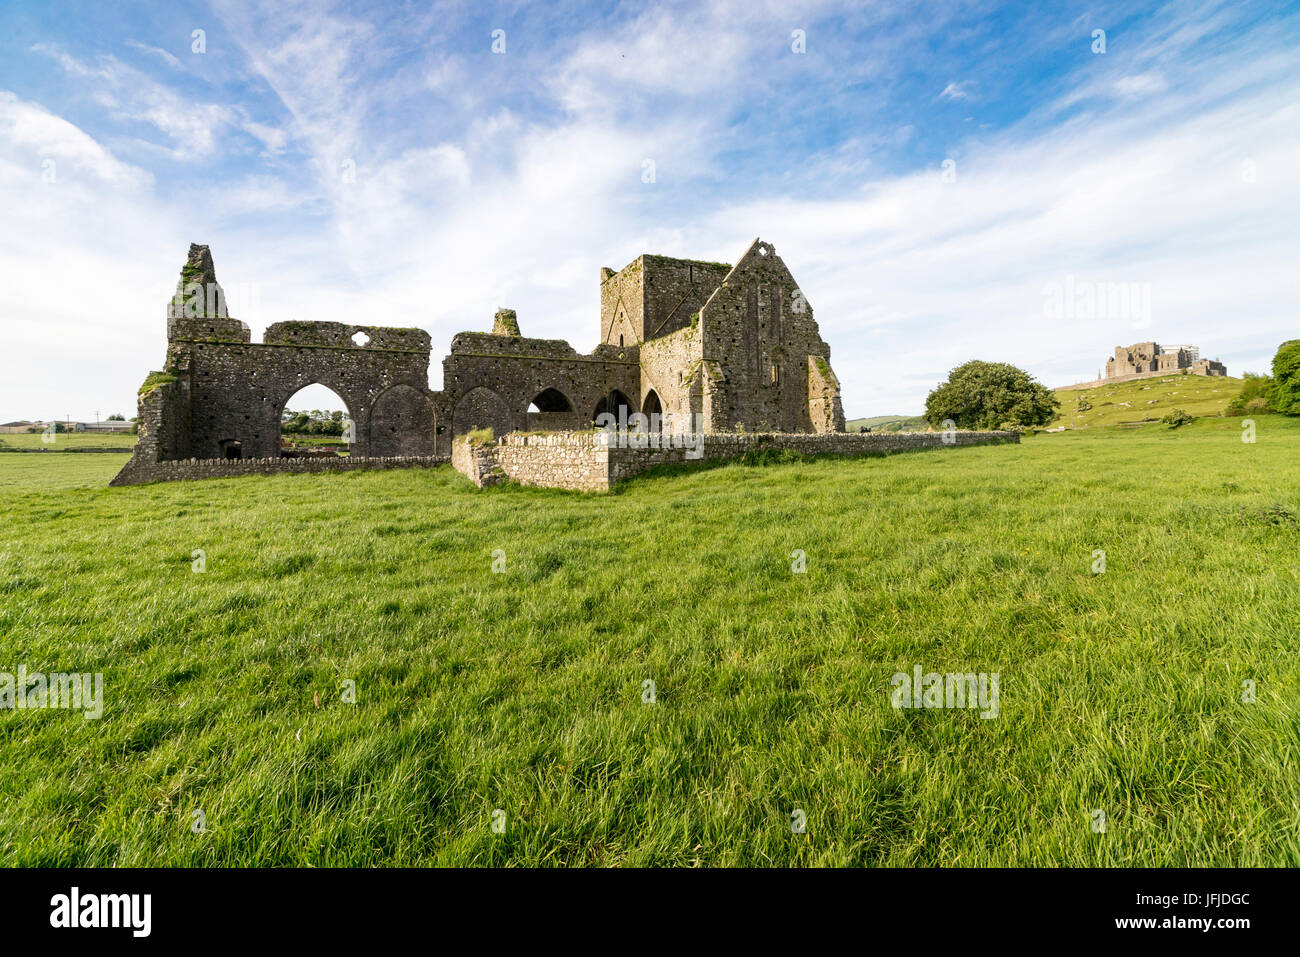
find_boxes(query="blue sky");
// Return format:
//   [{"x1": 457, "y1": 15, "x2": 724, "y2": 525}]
[{"x1": 1, "y1": 0, "x2": 1297, "y2": 420}]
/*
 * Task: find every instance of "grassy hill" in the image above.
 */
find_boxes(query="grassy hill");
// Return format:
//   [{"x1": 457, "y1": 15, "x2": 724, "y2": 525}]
[
  {"x1": 1052, "y1": 374, "x2": 1242, "y2": 428},
  {"x1": 2, "y1": 417, "x2": 1298, "y2": 865},
  {"x1": 845, "y1": 414, "x2": 928, "y2": 432}
]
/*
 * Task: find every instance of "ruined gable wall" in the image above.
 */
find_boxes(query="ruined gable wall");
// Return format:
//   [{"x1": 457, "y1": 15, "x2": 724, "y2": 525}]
[{"x1": 697, "y1": 241, "x2": 840, "y2": 433}]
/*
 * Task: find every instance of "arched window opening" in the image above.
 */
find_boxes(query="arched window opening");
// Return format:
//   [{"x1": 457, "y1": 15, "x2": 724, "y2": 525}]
[
  {"x1": 642, "y1": 390, "x2": 663, "y2": 433},
  {"x1": 280, "y1": 383, "x2": 350, "y2": 458},
  {"x1": 527, "y1": 388, "x2": 573, "y2": 414},
  {"x1": 526, "y1": 387, "x2": 577, "y2": 431},
  {"x1": 593, "y1": 390, "x2": 636, "y2": 426}
]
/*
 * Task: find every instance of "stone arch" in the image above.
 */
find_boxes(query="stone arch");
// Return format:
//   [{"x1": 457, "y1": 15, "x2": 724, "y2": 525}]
[
  {"x1": 526, "y1": 386, "x2": 581, "y2": 431},
  {"x1": 278, "y1": 382, "x2": 355, "y2": 457},
  {"x1": 453, "y1": 386, "x2": 512, "y2": 439},
  {"x1": 527, "y1": 387, "x2": 573, "y2": 413},
  {"x1": 642, "y1": 389, "x2": 663, "y2": 432},
  {"x1": 593, "y1": 389, "x2": 636, "y2": 425},
  {"x1": 369, "y1": 383, "x2": 435, "y2": 456}
]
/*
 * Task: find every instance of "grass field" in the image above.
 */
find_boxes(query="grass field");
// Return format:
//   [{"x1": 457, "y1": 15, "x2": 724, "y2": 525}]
[
  {"x1": 1052, "y1": 375, "x2": 1242, "y2": 428},
  {"x1": 1, "y1": 416, "x2": 1297, "y2": 866},
  {"x1": 0, "y1": 432, "x2": 136, "y2": 451}
]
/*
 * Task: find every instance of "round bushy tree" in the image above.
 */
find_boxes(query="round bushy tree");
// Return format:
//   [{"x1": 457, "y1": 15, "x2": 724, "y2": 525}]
[
  {"x1": 1269, "y1": 340, "x2": 1300, "y2": 415},
  {"x1": 925, "y1": 360, "x2": 1059, "y2": 430}
]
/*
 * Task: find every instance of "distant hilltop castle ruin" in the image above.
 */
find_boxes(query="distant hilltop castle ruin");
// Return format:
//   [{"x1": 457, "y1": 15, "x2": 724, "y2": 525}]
[
  {"x1": 1105, "y1": 342, "x2": 1227, "y2": 381},
  {"x1": 1061, "y1": 341, "x2": 1227, "y2": 390}
]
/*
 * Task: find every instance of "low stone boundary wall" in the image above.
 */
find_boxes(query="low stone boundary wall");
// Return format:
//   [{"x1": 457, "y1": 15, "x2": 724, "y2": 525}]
[
  {"x1": 450, "y1": 437, "x2": 503, "y2": 488},
  {"x1": 455, "y1": 429, "x2": 1018, "y2": 492},
  {"x1": 109, "y1": 454, "x2": 449, "y2": 486}
]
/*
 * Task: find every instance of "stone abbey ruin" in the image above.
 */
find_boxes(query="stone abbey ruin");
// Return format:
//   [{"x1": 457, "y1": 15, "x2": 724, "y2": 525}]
[{"x1": 112, "y1": 239, "x2": 1015, "y2": 490}]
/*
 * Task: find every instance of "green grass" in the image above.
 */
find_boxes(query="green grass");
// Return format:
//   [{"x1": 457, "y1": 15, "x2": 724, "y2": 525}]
[
  {"x1": 281, "y1": 434, "x2": 348, "y2": 447},
  {"x1": 1053, "y1": 375, "x2": 1242, "y2": 428},
  {"x1": 0, "y1": 432, "x2": 136, "y2": 451},
  {"x1": 1, "y1": 417, "x2": 1298, "y2": 866}
]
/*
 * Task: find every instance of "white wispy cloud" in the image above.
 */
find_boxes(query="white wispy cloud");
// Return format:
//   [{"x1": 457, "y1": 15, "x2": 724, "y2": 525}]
[
  {"x1": 0, "y1": 90, "x2": 151, "y2": 191},
  {"x1": 1113, "y1": 71, "x2": 1168, "y2": 97},
  {"x1": 33, "y1": 43, "x2": 286, "y2": 161},
  {"x1": 124, "y1": 39, "x2": 182, "y2": 70}
]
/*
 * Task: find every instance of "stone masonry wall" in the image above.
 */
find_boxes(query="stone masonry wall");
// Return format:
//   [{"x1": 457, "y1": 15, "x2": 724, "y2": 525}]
[
  {"x1": 441, "y1": 332, "x2": 640, "y2": 449},
  {"x1": 455, "y1": 429, "x2": 1018, "y2": 492},
  {"x1": 496, "y1": 433, "x2": 615, "y2": 492},
  {"x1": 132, "y1": 377, "x2": 191, "y2": 462},
  {"x1": 450, "y1": 437, "x2": 502, "y2": 487},
  {"x1": 638, "y1": 323, "x2": 704, "y2": 431},
  {"x1": 641, "y1": 256, "x2": 732, "y2": 342},
  {"x1": 166, "y1": 328, "x2": 434, "y2": 460},
  {"x1": 110, "y1": 453, "x2": 449, "y2": 487},
  {"x1": 697, "y1": 240, "x2": 844, "y2": 434},
  {"x1": 599, "y1": 261, "x2": 645, "y2": 348}
]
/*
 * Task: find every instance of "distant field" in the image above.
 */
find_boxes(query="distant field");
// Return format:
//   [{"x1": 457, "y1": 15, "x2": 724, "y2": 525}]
[
  {"x1": 1052, "y1": 375, "x2": 1242, "y2": 428},
  {"x1": 0, "y1": 432, "x2": 352, "y2": 452},
  {"x1": 0, "y1": 432, "x2": 136, "y2": 451},
  {"x1": 1, "y1": 417, "x2": 1297, "y2": 865},
  {"x1": 845, "y1": 414, "x2": 928, "y2": 432}
]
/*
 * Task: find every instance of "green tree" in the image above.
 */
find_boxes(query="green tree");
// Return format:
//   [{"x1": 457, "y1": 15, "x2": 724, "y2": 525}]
[
  {"x1": 1225, "y1": 372, "x2": 1273, "y2": 416},
  {"x1": 1269, "y1": 340, "x2": 1300, "y2": 415},
  {"x1": 924, "y1": 360, "x2": 1059, "y2": 430}
]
